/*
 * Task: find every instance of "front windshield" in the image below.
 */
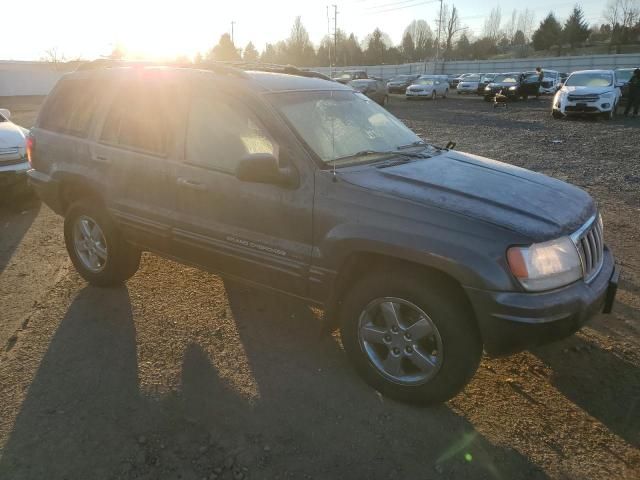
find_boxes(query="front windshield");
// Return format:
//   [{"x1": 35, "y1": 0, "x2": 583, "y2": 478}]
[
  {"x1": 463, "y1": 75, "x2": 481, "y2": 82},
  {"x1": 272, "y1": 90, "x2": 422, "y2": 165},
  {"x1": 493, "y1": 74, "x2": 518, "y2": 83},
  {"x1": 416, "y1": 79, "x2": 435, "y2": 85},
  {"x1": 544, "y1": 71, "x2": 558, "y2": 79},
  {"x1": 616, "y1": 70, "x2": 633, "y2": 82},
  {"x1": 392, "y1": 75, "x2": 412, "y2": 81},
  {"x1": 565, "y1": 72, "x2": 613, "y2": 87},
  {"x1": 481, "y1": 74, "x2": 495, "y2": 82}
]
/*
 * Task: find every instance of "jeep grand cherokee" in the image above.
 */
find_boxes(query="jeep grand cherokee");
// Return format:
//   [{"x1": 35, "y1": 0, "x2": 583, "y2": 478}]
[{"x1": 27, "y1": 63, "x2": 619, "y2": 404}]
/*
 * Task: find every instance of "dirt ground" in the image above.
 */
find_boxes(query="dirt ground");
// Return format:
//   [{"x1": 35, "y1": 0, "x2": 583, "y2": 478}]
[{"x1": 0, "y1": 94, "x2": 639, "y2": 480}]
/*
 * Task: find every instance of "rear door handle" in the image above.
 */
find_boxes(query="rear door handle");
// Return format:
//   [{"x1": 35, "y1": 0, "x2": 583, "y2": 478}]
[{"x1": 177, "y1": 177, "x2": 206, "y2": 191}]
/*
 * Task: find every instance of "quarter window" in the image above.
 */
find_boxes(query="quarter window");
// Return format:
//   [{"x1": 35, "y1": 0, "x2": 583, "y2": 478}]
[
  {"x1": 185, "y1": 92, "x2": 276, "y2": 173},
  {"x1": 40, "y1": 78, "x2": 100, "y2": 137}
]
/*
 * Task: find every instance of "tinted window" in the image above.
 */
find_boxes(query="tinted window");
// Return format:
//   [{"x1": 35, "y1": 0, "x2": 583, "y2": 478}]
[
  {"x1": 40, "y1": 78, "x2": 100, "y2": 137},
  {"x1": 565, "y1": 72, "x2": 613, "y2": 88},
  {"x1": 186, "y1": 91, "x2": 276, "y2": 173},
  {"x1": 100, "y1": 79, "x2": 176, "y2": 155}
]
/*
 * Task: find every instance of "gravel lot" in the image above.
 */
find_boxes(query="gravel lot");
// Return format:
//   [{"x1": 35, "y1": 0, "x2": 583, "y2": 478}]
[{"x1": 1, "y1": 94, "x2": 639, "y2": 480}]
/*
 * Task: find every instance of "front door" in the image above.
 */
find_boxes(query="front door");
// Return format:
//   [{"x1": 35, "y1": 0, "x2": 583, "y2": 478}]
[{"x1": 168, "y1": 84, "x2": 314, "y2": 297}]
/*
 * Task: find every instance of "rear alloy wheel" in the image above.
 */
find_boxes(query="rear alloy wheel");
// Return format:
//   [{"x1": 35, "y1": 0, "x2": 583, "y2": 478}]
[
  {"x1": 64, "y1": 201, "x2": 141, "y2": 286},
  {"x1": 339, "y1": 268, "x2": 482, "y2": 404}
]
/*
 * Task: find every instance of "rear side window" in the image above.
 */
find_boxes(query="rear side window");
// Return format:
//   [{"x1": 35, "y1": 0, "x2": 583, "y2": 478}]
[
  {"x1": 100, "y1": 79, "x2": 176, "y2": 155},
  {"x1": 39, "y1": 78, "x2": 101, "y2": 137}
]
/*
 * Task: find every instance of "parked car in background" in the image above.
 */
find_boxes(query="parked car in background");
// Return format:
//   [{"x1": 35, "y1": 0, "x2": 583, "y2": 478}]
[
  {"x1": 558, "y1": 72, "x2": 569, "y2": 86},
  {"x1": 0, "y1": 108, "x2": 30, "y2": 201},
  {"x1": 539, "y1": 69, "x2": 562, "y2": 94},
  {"x1": 477, "y1": 73, "x2": 497, "y2": 94},
  {"x1": 387, "y1": 74, "x2": 421, "y2": 93},
  {"x1": 552, "y1": 69, "x2": 620, "y2": 120},
  {"x1": 449, "y1": 73, "x2": 477, "y2": 89},
  {"x1": 28, "y1": 63, "x2": 618, "y2": 405},
  {"x1": 350, "y1": 78, "x2": 389, "y2": 105},
  {"x1": 614, "y1": 67, "x2": 638, "y2": 106},
  {"x1": 333, "y1": 70, "x2": 369, "y2": 84},
  {"x1": 406, "y1": 75, "x2": 449, "y2": 99},
  {"x1": 483, "y1": 72, "x2": 541, "y2": 101},
  {"x1": 456, "y1": 74, "x2": 483, "y2": 94}
]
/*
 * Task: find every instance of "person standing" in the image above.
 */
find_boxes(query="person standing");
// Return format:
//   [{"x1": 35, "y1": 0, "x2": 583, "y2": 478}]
[{"x1": 624, "y1": 68, "x2": 640, "y2": 117}]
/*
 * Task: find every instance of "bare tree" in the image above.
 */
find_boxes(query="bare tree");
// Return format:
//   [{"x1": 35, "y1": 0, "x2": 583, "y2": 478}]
[
  {"x1": 604, "y1": 0, "x2": 640, "y2": 28},
  {"x1": 440, "y1": 4, "x2": 464, "y2": 58},
  {"x1": 516, "y1": 9, "x2": 535, "y2": 42},
  {"x1": 504, "y1": 9, "x2": 518, "y2": 42},
  {"x1": 483, "y1": 6, "x2": 502, "y2": 41},
  {"x1": 404, "y1": 19, "x2": 434, "y2": 60},
  {"x1": 41, "y1": 47, "x2": 66, "y2": 63}
]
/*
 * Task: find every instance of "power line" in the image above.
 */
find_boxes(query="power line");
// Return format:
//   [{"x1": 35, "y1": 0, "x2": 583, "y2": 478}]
[{"x1": 362, "y1": 0, "x2": 439, "y2": 15}]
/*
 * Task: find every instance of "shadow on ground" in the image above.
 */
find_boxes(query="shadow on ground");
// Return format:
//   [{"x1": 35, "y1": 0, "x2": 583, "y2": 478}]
[
  {"x1": 533, "y1": 334, "x2": 640, "y2": 448},
  {"x1": 0, "y1": 201, "x2": 40, "y2": 275},
  {"x1": 0, "y1": 280, "x2": 550, "y2": 480}
]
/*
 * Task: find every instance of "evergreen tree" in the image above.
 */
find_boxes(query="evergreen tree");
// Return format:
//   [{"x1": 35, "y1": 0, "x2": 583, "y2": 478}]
[
  {"x1": 531, "y1": 13, "x2": 563, "y2": 50},
  {"x1": 208, "y1": 33, "x2": 240, "y2": 61},
  {"x1": 563, "y1": 5, "x2": 591, "y2": 47},
  {"x1": 243, "y1": 42, "x2": 259, "y2": 62}
]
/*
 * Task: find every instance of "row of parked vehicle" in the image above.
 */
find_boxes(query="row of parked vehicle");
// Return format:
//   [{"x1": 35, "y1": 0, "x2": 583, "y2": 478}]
[{"x1": 334, "y1": 66, "x2": 637, "y2": 120}]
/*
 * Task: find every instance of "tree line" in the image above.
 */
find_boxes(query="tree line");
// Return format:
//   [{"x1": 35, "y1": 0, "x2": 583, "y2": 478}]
[{"x1": 198, "y1": 1, "x2": 639, "y2": 66}]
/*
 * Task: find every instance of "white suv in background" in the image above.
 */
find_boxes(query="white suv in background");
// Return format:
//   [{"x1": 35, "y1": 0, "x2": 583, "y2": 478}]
[
  {"x1": 552, "y1": 70, "x2": 621, "y2": 120},
  {"x1": 405, "y1": 75, "x2": 449, "y2": 100},
  {"x1": 539, "y1": 69, "x2": 561, "y2": 94},
  {"x1": 0, "y1": 108, "x2": 30, "y2": 199}
]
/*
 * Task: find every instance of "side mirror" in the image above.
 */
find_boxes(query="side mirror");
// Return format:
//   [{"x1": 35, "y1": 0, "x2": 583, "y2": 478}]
[
  {"x1": 0, "y1": 108, "x2": 11, "y2": 120},
  {"x1": 235, "y1": 153, "x2": 297, "y2": 187}
]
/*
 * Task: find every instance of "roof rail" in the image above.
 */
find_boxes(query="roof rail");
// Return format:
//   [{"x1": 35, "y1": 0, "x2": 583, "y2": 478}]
[
  {"x1": 209, "y1": 61, "x2": 332, "y2": 80},
  {"x1": 75, "y1": 59, "x2": 249, "y2": 79}
]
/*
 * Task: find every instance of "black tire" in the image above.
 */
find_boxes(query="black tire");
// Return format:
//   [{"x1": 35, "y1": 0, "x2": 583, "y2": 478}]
[
  {"x1": 483, "y1": 95, "x2": 492, "y2": 102},
  {"x1": 551, "y1": 109, "x2": 563, "y2": 119},
  {"x1": 64, "y1": 201, "x2": 141, "y2": 286},
  {"x1": 431, "y1": 91, "x2": 437, "y2": 100},
  {"x1": 443, "y1": 89, "x2": 448, "y2": 98},
  {"x1": 339, "y1": 267, "x2": 482, "y2": 404},
  {"x1": 602, "y1": 105, "x2": 615, "y2": 120}
]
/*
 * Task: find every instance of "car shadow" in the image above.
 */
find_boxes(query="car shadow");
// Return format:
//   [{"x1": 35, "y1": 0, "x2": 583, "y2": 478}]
[
  {"x1": 0, "y1": 281, "x2": 549, "y2": 480},
  {"x1": 0, "y1": 201, "x2": 40, "y2": 275},
  {"x1": 532, "y1": 336, "x2": 640, "y2": 448}
]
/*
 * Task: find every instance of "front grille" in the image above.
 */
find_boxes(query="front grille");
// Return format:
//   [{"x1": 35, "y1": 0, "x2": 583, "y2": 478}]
[
  {"x1": 572, "y1": 216, "x2": 604, "y2": 282},
  {"x1": 568, "y1": 94, "x2": 599, "y2": 102},
  {"x1": 565, "y1": 106, "x2": 599, "y2": 113}
]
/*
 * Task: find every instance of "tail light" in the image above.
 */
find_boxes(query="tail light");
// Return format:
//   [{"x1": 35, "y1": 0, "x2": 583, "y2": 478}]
[{"x1": 26, "y1": 133, "x2": 35, "y2": 168}]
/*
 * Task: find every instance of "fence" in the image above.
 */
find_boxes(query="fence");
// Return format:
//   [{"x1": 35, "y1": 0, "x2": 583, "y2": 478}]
[{"x1": 1, "y1": 53, "x2": 639, "y2": 96}]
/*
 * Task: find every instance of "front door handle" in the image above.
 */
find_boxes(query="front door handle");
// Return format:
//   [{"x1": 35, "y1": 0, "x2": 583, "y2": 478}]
[
  {"x1": 177, "y1": 177, "x2": 206, "y2": 191},
  {"x1": 93, "y1": 154, "x2": 111, "y2": 164}
]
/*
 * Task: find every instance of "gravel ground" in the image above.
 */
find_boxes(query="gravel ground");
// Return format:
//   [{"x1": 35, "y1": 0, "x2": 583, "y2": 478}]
[{"x1": 0, "y1": 94, "x2": 639, "y2": 480}]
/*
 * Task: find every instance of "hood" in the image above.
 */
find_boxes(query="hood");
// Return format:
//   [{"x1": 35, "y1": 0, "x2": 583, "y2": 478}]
[
  {"x1": 407, "y1": 84, "x2": 428, "y2": 90},
  {"x1": 561, "y1": 85, "x2": 615, "y2": 95},
  {"x1": 340, "y1": 150, "x2": 594, "y2": 241},
  {"x1": 488, "y1": 82, "x2": 518, "y2": 88},
  {"x1": 0, "y1": 121, "x2": 26, "y2": 149}
]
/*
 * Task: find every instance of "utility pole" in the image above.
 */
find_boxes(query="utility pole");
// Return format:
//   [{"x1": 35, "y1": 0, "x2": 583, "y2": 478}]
[
  {"x1": 434, "y1": 0, "x2": 443, "y2": 74},
  {"x1": 231, "y1": 21, "x2": 236, "y2": 44},
  {"x1": 327, "y1": 6, "x2": 332, "y2": 76},
  {"x1": 333, "y1": 5, "x2": 338, "y2": 71}
]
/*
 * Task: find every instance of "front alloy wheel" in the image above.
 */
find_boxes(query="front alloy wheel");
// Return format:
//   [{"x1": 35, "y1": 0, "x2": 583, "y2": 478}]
[{"x1": 358, "y1": 297, "x2": 443, "y2": 385}]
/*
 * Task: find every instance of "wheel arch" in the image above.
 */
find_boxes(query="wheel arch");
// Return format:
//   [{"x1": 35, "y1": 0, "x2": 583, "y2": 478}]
[{"x1": 54, "y1": 172, "x2": 106, "y2": 215}]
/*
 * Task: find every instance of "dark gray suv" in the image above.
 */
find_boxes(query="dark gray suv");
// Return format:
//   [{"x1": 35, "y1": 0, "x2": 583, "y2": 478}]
[{"x1": 27, "y1": 64, "x2": 619, "y2": 404}]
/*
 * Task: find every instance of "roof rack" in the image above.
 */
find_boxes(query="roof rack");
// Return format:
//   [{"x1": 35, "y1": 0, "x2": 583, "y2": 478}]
[
  {"x1": 74, "y1": 59, "x2": 331, "y2": 81},
  {"x1": 75, "y1": 59, "x2": 248, "y2": 78}
]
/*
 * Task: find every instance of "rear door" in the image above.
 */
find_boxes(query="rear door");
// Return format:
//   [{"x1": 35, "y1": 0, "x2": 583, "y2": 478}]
[
  {"x1": 91, "y1": 71, "x2": 186, "y2": 251},
  {"x1": 168, "y1": 82, "x2": 314, "y2": 297}
]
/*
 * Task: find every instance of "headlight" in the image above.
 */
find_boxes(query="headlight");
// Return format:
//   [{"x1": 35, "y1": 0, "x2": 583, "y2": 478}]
[
  {"x1": 509, "y1": 86, "x2": 517, "y2": 91},
  {"x1": 507, "y1": 237, "x2": 582, "y2": 291},
  {"x1": 485, "y1": 86, "x2": 491, "y2": 91}
]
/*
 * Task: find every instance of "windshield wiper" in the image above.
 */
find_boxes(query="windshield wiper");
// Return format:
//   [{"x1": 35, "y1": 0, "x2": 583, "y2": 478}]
[
  {"x1": 397, "y1": 140, "x2": 427, "y2": 150},
  {"x1": 327, "y1": 149, "x2": 426, "y2": 166}
]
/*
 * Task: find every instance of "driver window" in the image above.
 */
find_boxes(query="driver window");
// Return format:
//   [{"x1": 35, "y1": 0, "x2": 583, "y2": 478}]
[{"x1": 186, "y1": 92, "x2": 276, "y2": 173}]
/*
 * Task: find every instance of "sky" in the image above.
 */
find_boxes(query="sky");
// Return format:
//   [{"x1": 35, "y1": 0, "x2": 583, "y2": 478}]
[{"x1": 1, "y1": 0, "x2": 607, "y2": 61}]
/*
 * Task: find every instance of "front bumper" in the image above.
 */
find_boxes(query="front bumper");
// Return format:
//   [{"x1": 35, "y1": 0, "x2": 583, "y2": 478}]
[
  {"x1": 554, "y1": 96, "x2": 615, "y2": 115},
  {"x1": 405, "y1": 90, "x2": 431, "y2": 98},
  {"x1": 388, "y1": 85, "x2": 407, "y2": 93},
  {"x1": 465, "y1": 248, "x2": 618, "y2": 355},
  {"x1": 457, "y1": 85, "x2": 476, "y2": 93}
]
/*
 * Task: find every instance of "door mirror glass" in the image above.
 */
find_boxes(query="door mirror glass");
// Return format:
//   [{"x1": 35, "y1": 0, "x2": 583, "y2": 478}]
[{"x1": 235, "y1": 153, "x2": 297, "y2": 187}]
